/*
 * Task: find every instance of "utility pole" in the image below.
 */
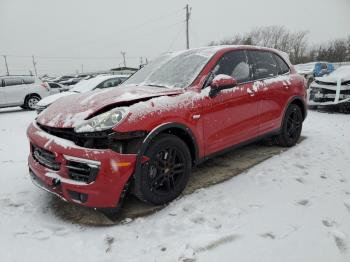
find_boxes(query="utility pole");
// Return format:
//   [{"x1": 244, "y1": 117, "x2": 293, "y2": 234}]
[
  {"x1": 3, "y1": 55, "x2": 9, "y2": 75},
  {"x1": 121, "y1": 51, "x2": 126, "y2": 67},
  {"x1": 81, "y1": 64, "x2": 84, "y2": 73},
  {"x1": 185, "y1": 4, "x2": 191, "y2": 49},
  {"x1": 32, "y1": 55, "x2": 38, "y2": 77},
  {"x1": 140, "y1": 57, "x2": 143, "y2": 66}
]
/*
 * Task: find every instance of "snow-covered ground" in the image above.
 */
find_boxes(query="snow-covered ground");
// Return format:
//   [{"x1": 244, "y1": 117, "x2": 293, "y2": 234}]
[{"x1": 0, "y1": 107, "x2": 349, "y2": 262}]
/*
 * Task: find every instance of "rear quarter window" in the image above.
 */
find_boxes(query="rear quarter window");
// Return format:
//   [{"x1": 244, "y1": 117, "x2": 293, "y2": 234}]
[
  {"x1": 22, "y1": 77, "x2": 35, "y2": 84},
  {"x1": 273, "y1": 54, "x2": 290, "y2": 75}
]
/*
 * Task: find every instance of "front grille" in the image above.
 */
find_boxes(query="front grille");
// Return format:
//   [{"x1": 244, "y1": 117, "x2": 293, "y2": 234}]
[
  {"x1": 32, "y1": 144, "x2": 60, "y2": 171},
  {"x1": 66, "y1": 160, "x2": 99, "y2": 183}
]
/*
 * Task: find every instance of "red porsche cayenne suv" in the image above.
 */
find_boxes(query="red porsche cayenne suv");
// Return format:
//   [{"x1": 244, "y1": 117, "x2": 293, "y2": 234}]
[{"x1": 27, "y1": 45, "x2": 307, "y2": 212}]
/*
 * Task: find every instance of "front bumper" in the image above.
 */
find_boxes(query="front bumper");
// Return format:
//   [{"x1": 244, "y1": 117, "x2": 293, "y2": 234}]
[
  {"x1": 308, "y1": 83, "x2": 350, "y2": 106},
  {"x1": 27, "y1": 122, "x2": 137, "y2": 208}
]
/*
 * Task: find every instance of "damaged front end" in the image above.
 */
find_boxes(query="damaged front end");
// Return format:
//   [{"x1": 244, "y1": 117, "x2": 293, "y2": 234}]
[
  {"x1": 37, "y1": 123, "x2": 147, "y2": 154},
  {"x1": 308, "y1": 79, "x2": 350, "y2": 106}
]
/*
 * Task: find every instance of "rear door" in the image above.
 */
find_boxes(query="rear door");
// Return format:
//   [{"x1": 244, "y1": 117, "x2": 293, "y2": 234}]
[
  {"x1": 202, "y1": 50, "x2": 259, "y2": 155},
  {"x1": 3, "y1": 77, "x2": 24, "y2": 105},
  {"x1": 249, "y1": 50, "x2": 292, "y2": 134}
]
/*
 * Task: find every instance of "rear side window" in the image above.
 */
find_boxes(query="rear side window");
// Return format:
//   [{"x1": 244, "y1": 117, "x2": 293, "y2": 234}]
[
  {"x1": 4, "y1": 78, "x2": 23, "y2": 87},
  {"x1": 23, "y1": 77, "x2": 35, "y2": 84},
  {"x1": 213, "y1": 50, "x2": 253, "y2": 84},
  {"x1": 250, "y1": 51, "x2": 278, "y2": 80},
  {"x1": 49, "y1": 83, "x2": 60, "y2": 88},
  {"x1": 273, "y1": 54, "x2": 290, "y2": 75}
]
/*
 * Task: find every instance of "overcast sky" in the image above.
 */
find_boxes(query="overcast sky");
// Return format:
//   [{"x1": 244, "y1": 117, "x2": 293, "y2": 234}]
[{"x1": 0, "y1": 0, "x2": 349, "y2": 76}]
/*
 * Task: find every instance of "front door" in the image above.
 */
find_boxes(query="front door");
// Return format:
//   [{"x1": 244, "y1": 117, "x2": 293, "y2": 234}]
[{"x1": 202, "y1": 50, "x2": 259, "y2": 156}]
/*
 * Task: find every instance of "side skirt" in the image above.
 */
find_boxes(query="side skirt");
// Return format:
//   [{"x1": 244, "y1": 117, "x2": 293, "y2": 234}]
[{"x1": 196, "y1": 128, "x2": 281, "y2": 165}]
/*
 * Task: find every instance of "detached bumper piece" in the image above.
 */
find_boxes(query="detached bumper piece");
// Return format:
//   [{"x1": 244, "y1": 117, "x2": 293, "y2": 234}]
[{"x1": 65, "y1": 155, "x2": 100, "y2": 184}]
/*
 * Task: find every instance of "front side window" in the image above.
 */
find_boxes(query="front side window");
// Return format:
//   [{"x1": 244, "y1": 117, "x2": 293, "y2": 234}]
[
  {"x1": 212, "y1": 50, "x2": 252, "y2": 84},
  {"x1": 251, "y1": 51, "x2": 278, "y2": 80}
]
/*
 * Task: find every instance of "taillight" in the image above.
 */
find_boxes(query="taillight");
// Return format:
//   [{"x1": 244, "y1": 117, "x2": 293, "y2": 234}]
[{"x1": 41, "y1": 82, "x2": 49, "y2": 91}]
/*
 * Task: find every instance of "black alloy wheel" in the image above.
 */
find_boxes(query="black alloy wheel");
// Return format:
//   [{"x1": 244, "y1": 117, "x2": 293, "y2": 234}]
[
  {"x1": 133, "y1": 134, "x2": 191, "y2": 205},
  {"x1": 277, "y1": 104, "x2": 303, "y2": 147}
]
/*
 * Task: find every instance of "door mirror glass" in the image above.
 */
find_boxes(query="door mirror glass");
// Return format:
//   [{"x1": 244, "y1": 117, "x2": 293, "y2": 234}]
[{"x1": 209, "y1": 74, "x2": 237, "y2": 98}]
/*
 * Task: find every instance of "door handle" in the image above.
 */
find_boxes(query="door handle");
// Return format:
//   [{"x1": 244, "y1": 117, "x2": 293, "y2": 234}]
[{"x1": 247, "y1": 88, "x2": 256, "y2": 96}]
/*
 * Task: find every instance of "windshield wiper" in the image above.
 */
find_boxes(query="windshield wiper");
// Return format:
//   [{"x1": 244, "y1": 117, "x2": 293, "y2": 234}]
[{"x1": 146, "y1": 84, "x2": 169, "y2": 88}]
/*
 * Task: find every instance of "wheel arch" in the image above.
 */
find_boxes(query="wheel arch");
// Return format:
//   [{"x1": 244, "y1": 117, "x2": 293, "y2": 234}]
[
  {"x1": 24, "y1": 93, "x2": 41, "y2": 102},
  {"x1": 283, "y1": 96, "x2": 307, "y2": 121},
  {"x1": 138, "y1": 122, "x2": 199, "y2": 165}
]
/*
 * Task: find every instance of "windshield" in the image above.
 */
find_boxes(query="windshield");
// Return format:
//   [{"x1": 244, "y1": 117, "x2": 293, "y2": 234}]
[{"x1": 122, "y1": 48, "x2": 218, "y2": 88}]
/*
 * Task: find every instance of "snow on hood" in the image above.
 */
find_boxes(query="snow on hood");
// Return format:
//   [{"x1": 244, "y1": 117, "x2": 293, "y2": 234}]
[
  {"x1": 315, "y1": 66, "x2": 350, "y2": 83},
  {"x1": 36, "y1": 91, "x2": 76, "y2": 107},
  {"x1": 36, "y1": 85, "x2": 184, "y2": 128}
]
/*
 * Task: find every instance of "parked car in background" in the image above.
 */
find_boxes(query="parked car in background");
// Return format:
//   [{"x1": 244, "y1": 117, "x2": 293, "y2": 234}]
[
  {"x1": 51, "y1": 75, "x2": 74, "y2": 83},
  {"x1": 308, "y1": 66, "x2": 350, "y2": 109},
  {"x1": 59, "y1": 77, "x2": 84, "y2": 86},
  {"x1": 35, "y1": 74, "x2": 129, "y2": 113},
  {"x1": 0, "y1": 76, "x2": 52, "y2": 110},
  {"x1": 295, "y1": 62, "x2": 334, "y2": 87},
  {"x1": 27, "y1": 46, "x2": 307, "y2": 213},
  {"x1": 46, "y1": 82, "x2": 70, "y2": 93}
]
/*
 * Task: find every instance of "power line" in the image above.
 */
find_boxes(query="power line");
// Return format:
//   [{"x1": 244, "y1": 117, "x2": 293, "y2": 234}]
[
  {"x1": 165, "y1": 23, "x2": 186, "y2": 52},
  {"x1": 122, "y1": 8, "x2": 183, "y2": 32}
]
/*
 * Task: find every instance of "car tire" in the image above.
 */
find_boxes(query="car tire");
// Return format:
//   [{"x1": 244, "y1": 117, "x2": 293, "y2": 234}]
[
  {"x1": 24, "y1": 95, "x2": 40, "y2": 110},
  {"x1": 276, "y1": 104, "x2": 303, "y2": 147},
  {"x1": 133, "y1": 134, "x2": 191, "y2": 205}
]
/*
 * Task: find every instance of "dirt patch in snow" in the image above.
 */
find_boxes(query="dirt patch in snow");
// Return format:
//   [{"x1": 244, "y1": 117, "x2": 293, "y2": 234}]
[{"x1": 48, "y1": 137, "x2": 305, "y2": 226}]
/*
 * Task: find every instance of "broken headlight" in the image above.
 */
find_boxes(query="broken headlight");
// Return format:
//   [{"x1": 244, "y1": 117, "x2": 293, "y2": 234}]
[{"x1": 74, "y1": 107, "x2": 129, "y2": 133}]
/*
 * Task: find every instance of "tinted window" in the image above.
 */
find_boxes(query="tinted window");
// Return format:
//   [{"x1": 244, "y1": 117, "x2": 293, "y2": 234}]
[
  {"x1": 321, "y1": 63, "x2": 327, "y2": 70},
  {"x1": 49, "y1": 83, "x2": 60, "y2": 88},
  {"x1": 251, "y1": 51, "x2": 278, "y2": 80},
  {"x1": 22, "y1": 77, "x2": 35, "y2": 84},
  {"x1": 273, "y1": 54, "x2": 290, "y2": 75},
  {"x1": 4, "y1": 78, "x2": 23, "y2": 87},
  {"x1": 98, "y1": 78, "x2": 122, "y2": 89},
  {"x1": 213, "y1": 50, "x2": 252, "y2": 84}
]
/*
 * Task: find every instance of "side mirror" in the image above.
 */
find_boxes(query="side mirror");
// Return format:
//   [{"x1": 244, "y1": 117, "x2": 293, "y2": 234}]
[{"x1": 209, "y1": 74, "x2": 237, "y2": 98}]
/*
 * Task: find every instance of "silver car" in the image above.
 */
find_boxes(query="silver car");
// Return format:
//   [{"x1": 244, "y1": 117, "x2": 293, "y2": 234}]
[{"x1": 0, "y1": 76, "x2": 52, "y2": 110}]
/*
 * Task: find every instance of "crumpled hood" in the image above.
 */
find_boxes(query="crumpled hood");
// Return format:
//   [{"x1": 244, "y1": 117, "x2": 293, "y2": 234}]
[
  {"x1": 37, "y1": 85, "x2": 183, "y2": 128},
  {"x1": 315, "y1": 73, "x2": 350, "y2": 84}
]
